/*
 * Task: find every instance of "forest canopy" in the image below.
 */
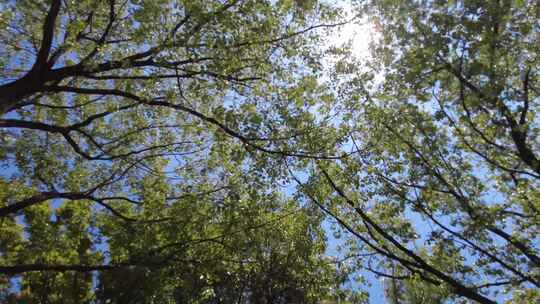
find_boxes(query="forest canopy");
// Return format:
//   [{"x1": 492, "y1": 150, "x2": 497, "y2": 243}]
[{"x1": 0, "y1": 0, "x2": 538, "y2": 303}]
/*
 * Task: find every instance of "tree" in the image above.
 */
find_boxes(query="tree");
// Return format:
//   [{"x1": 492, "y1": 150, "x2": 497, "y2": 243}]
[
  {"x1": 0, "y1": 0, "x2": 360, "y2": 302},
  {"x1": 0, "y1": 0, "x2": 341, "y2": 219},
  {"x1": 293, "y1": 0, "x2": 539, "y2": 303},
  {"x1": 5, "y1": 0, "x2": 537, "y2": 303},
  {"x1": 383, "y1": 262, "x2": 449, "y2": 304}
]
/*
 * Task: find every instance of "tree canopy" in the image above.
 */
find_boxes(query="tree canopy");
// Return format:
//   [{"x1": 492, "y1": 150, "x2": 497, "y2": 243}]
[
  {"x1": 0, "y1": 0, "x2": 539, "y2": 303},
  {"x1": 0, "y1": 0, "x2": 360, "y2": 302},
  {"x1": 302, "y1": 0, "x2": 539, "y2": 303}
]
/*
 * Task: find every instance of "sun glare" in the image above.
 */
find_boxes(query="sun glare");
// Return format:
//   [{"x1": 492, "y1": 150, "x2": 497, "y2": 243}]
[{"x1": 329, "y1": 16, "x2": 380, "y2": 61}]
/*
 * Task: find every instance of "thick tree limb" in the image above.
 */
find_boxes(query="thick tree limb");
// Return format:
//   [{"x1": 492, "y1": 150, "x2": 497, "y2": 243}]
[{"x1": 320, "y1": 167, "x2": 497, "y2": 304}]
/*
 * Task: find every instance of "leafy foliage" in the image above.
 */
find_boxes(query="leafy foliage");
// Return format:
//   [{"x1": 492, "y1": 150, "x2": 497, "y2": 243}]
[
  {"x1": 1, "y1": 0, "x2": 539, "y2": 303},
  {"x1": 0, "y1": 0, "x2": 359, "y2": 302},
  {"x1": 295, "y1": 0, "x2": 539, "y2": 303}
]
